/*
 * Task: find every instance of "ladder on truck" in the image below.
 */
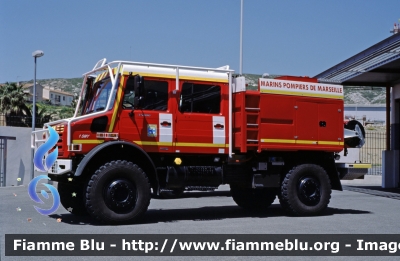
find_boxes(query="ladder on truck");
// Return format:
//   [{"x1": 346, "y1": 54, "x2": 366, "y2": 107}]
[{"x1": 234, "y1": 90, "x2": 261, "y2": 153}]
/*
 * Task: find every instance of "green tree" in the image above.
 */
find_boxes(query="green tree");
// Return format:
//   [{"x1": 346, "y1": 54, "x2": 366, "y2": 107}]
[
  {"x1": 70, "y1": 94, "x2": 79, "y2": 109},
  {"x1": 23, "y1": 103, "x2": 54, "y2": 127},
  {"x1": 0, "y1": 82, "x2": 30, "y2": 126},
  {"x1": 58, "y1": 106, "x2": 75, "y2": 119},
  {"x1": 0, "y1": 82, "x2": 29, "y2": 114}
]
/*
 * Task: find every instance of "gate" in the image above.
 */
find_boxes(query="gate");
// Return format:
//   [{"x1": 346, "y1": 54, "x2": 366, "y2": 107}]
[
  {"x1": 0, "y1": 136, "x2": 16, "y2": 186},
  {"x1": 359, "y1": 131, "x2": 386, "y2": 175}
]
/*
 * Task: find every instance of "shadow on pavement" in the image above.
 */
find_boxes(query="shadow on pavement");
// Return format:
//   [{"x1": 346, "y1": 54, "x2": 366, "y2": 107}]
[
  {"x1": 343, "y1": 185, "x2": 400, "y2": 200},
  {"x1": 48, "y1": 213, "x2": 95, "y2": 225},
  {"x1": 344, "y1": 185, "x2": 400, "y2": 194},
  {"x1": 48, "y1": 204, "x2": 371, "y2": 226},
  {"x1": 153, "y1": 191, "x2": 231, "y2": 199}
]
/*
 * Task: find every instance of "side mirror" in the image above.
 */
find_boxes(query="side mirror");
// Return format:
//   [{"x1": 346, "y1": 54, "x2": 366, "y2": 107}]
[{"x1": 133, "y1": 75, "x2": 143, "y2": 109}]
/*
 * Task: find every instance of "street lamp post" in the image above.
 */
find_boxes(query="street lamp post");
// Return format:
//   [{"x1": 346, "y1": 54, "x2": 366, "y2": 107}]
[
  {"x1": 239, "y1": 0, "x2": 243, "y2": 75},
  {"x1": 31, "y1": 50, "x2": 44, "y2": 180}
]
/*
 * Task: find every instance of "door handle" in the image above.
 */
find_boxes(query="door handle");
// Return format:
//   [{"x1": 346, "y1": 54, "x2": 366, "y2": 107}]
[
  {"x1": 161, "y1": 121, "x2": 171, "y2": 127},
  {"x1": 214, "y1": 123, "x2": 224, "y2": 129}
]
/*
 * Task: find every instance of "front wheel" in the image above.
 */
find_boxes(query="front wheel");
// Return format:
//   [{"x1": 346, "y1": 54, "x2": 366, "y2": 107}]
[
  {"x1": 86, "y1": 160, "x2": 151, "y2": 224},
  {"x1": 279, "y1": 164, "x2": 331, "y2": 216}
]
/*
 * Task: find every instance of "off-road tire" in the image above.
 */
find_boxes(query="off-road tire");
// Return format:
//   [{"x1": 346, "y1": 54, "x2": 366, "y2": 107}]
[
  {"x1": 279, "y1": 164, "x2": 331, "y2": 216},
  {"x1": 86, "y1": 160, "x2": 151, "y2": 224},
  {"x1": 58, "y1": 181, "x2": 88, "y2": 216},
  {"x1": 230, "y1": 186, "x2": 277, "y2": 210}
]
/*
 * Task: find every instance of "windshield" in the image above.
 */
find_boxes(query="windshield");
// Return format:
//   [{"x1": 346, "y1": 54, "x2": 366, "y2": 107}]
[{"x1": 80, "y1": 77, "x2": 118, "y2": 115}]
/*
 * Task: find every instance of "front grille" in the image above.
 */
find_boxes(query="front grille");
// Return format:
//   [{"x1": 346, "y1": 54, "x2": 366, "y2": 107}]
[
  {"x1": 50, "y1": 161, "x2": 58, "y2": 174},
  {"x1": 53, "y1": 124, "x2": 65, "y2": 156}
]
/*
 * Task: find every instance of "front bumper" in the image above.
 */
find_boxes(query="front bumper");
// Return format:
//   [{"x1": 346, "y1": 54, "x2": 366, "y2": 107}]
[
  {"x1": 49, "y1": 159, "x2": 73, "y2": 175},
  {"x1": 336, "y1": 163, "x2": 371, "y2": 180}
]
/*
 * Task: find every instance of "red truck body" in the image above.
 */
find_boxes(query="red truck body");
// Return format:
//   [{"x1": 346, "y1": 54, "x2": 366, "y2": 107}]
[{"x1": 32, "y1": 59, "x2": 364, "y2": 224}]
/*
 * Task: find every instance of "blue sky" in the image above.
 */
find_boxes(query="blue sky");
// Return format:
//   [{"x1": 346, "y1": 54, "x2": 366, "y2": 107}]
[{"x1": 0, "y1": 0, "x2": 398, "y2": 83}]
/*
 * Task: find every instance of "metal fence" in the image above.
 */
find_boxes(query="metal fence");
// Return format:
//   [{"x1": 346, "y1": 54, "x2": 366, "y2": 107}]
[
  {"x1": 0, "y1": 136, "x2": 16, "y2": 186},
  {"x1": 359, "y1": 131, "x2": 386, "y2": 175},
  {"x1": 0, "y1": 113, "x2": 48, "y2": 128}
]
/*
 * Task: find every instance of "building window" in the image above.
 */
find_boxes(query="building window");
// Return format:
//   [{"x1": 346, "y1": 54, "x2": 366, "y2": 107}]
[
  {"x1": 51, "y1": 94, "x2": 53, "y2": 98},
  {"x1": 179, "y1": 83, "x2": 221, "y2": 113},
  {"x1": 63, "y1": 96, "x2": 65, "y2": 101},
  {"x1": 55, "y1": 95, "x2": 60, "y2": 102}
]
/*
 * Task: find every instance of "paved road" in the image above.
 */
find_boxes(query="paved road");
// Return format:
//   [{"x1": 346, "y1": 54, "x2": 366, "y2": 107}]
[{"x1": 1, "y1": 176, "x2": 399, "y2": 261}]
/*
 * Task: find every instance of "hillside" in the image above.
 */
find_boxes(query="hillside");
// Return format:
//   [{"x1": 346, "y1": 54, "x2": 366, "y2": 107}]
[
  {"x1": 343, "y1": 87, "x2": 386, "y2": 104},
  {"x1": 24, "y1": 78, "x2": 83, "y2": 96},
  {"x1": 22, "y1": 75, "x2": 387, "y2": 105}
]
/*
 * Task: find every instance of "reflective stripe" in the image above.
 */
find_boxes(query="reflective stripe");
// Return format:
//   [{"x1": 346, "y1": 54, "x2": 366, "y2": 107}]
[
  {"x1": 95, "y1": 71, "x2": 108, "y2": 82},
  {"x1": 260, "y1": 89, "x2": 343, "y2": 99},
  {"x1": 318, "y1": 141, "x2": 344, "y2": 145},
  {"x1": 134, "y1": 141, "x2": 173, "y2": 146},
  {"x1": 133, "y1": 141, "x2": 228, "y2": 147},
  {"x1": 261, "y1": 139, "x2": 295, "y2": 144},
  {"x1": 108, "y1": 80, "x2": 124, "y2": 132},
  {"x1": 345, "y1": 163, "x2": 372, "y2": 169},
  {"x1": 72, "y1": 140, "x2": 103, "y2": 144},
  {"x1": 176, "y1": 142, "x2": 227, "y2": 148},
  {"x1": 261, "y1": 138, "x2": 344, "y2": 146}
]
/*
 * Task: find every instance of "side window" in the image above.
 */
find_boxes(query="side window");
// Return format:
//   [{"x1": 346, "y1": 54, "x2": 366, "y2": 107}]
[
  {"x1": 122, "y1": 77, "x2": 135, "y2": 109},
  {"x1": 142, "y1": 80, "x2": 168, "y2": 110},
  {"x1": 122, "y1": 77, "x2": 168, "y2": 111},
  {"x1": 179, "y1": 83, "x2": 220, "y2": 113}
]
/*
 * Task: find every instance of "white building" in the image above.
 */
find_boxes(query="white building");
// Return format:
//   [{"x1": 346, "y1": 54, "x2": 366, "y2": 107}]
[
  {"x1": 43, "y1": 88, "x2": 74, "y2": 106},
  {"x1": 23, "y1": 83, "x2": 43, "y2": 102}
]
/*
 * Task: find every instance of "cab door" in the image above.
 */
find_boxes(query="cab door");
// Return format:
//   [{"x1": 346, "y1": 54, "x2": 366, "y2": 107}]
[
  {"x1": 174, "y1": 81, "x2": 228, "y2": 154},
  {"x1": 118, "y1": 76, "x2": 173, "y2": 153}
]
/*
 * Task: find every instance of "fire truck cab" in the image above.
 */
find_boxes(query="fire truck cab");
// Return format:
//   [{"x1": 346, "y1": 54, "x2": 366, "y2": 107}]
[{"x1": 32, "y1": 58, "x2": 365, "y2": 224}]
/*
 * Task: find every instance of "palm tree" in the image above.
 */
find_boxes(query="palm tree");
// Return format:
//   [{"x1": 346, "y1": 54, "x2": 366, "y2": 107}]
[
  {"x1": 0, "y1": 82, "x2": 29, "y2": 126},
  {"x1": 70, "y1": 94, "x2": 79, "y2": 109},
  {"x1": 23, "y1": 103, "x2": 54, "y2": 128},
  {"x1": 58, "y1": 106, "x2": 74, "y2": 119},
  {"x1": 0, "y1": 82, "x2": 29, "y2": 114}
]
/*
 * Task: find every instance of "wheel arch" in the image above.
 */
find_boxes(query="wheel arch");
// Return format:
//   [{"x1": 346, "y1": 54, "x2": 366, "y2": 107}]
[
  {"x1": 280, "y1": 163, "x2": 332, "y2": 216},
  {"x1": 74, "y1": 141, "x2": 158, "y2": 191},
  {"x1": 322, "y1": 158, "x2": 342, "y2": 191},
  {"x1": 282, "y1": 151, "x2": 342, "y2": 191}
]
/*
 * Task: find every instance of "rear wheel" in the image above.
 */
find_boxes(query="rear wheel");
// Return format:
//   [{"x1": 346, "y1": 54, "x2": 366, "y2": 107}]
[
  {"x1": 279, "y1": 164, "x2": 331, "y2": 216},
  {"x1": 86, "y1": 160, "x2": 151, "y2": 224},
  {"x1": 230, "y1": 186, "x2": 277, "y2": 210}
]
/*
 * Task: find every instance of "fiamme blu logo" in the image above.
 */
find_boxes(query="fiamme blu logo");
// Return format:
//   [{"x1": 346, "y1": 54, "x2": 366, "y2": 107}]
[{"x1": 28, "y1": 126, "x2": 60, "y2": 215}]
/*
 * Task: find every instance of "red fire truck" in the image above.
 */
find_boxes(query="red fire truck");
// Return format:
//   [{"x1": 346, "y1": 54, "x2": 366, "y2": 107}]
[{"x1": 32, "y1": 59, "x2": 365, "y2": 224}]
